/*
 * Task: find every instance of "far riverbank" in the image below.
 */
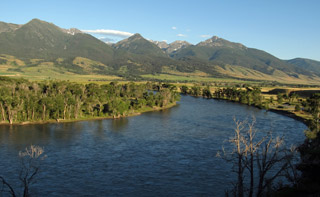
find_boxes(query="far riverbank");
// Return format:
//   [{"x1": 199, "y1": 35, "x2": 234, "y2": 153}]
[{"x1": 0, "y1": 102, "x2": 177, "y2": 126}]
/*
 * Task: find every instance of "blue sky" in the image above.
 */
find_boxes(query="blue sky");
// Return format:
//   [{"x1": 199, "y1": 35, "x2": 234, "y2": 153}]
[{"x1": 1, "y1": 0, "x2": 320, "y2": 61}]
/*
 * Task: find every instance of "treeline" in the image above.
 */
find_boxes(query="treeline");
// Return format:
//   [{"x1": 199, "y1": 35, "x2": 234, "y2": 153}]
[
  {"x1": 180, "y1": 85, "x2": 306, "y2": 110},
  {"x1": 0, "y1": 77, "x2": 180, "y2": 124},
  {"x1": 181, "y1": 85, "x2": 267, "y2": 108}
]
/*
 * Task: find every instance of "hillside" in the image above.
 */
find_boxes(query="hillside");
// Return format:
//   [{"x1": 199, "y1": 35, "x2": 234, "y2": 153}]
[
  {"x1": 114, "y1": 33, "x2": 167, "y2": 57},
  {"x1": 287, "y1": 58, "x2": 320, "y2": 75},
  {"x1": 171, "y1": 36, "x2": 313, "y2": 77},
  {"x1": 0, "y1": 19, "x2": 115, "y2": 64},
  {"x1": 0, "y1": 22, "x2": 21, "y2": 33},
  {"x1": 0, "y1": 19, "x2": 319, "y2": 84}
]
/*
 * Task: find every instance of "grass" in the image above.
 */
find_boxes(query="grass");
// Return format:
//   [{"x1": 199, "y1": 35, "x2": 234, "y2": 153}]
[
  {"x1": 0, "y1": 59, "x2": 122, "y2": 83},
  {"x1": 1, "y1": 54, "x2": 320, "y2": 87},
  {"x1": 161, "y1": 66, "x2": 210, "y2": 77},
  {"x1": 141, "y1": 73, "x2": 257, "y2": 83},
  {"x1": 215, "y1": 64, "x2": 320, "y2": 85}
]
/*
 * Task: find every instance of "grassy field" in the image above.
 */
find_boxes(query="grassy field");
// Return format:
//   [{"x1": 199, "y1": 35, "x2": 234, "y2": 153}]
[
  {"x1": 0, "y1": 62, "x2": 121, "y2": 83},
  {"x1": 1, "y1": 54, "x2": 320, "y2": 87},
  {"x1": 1, "y1": 71, "x2": 122, "y2": 83},
  {"x1": 141, "y1": 73, "x2": 259, "y2": 84}
]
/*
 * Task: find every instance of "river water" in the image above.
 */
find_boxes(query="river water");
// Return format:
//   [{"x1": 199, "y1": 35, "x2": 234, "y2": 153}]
[{"x1": 0, "y1": 96, "x2": 307, "y2": 196}]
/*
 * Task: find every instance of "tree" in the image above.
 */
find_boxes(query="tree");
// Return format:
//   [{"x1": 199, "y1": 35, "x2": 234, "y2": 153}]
[
  {"x1": 202, "y1": 86, "x2": 212, "y2": 98},
  {"x1": 191, "y1": 86, "x2": 201, "y2": 97},
  {"x1": 297, "y1": 93, "x2": 320, "y2": 195},
  {"x1": 1, "y1": 145, "x2": 46, "y2": 197},
  {"x1": 277, "y1": 93, "x2": 284, "y2": 104},
  {"x1": 217, "y1": 118, "x2": 295, "y2": 196},
  {"x1": 0, "y1": 78, "x2": 180, "y2": 123},
  {"x1": 180, "y1": 85, "x2": 189, "y2": 94}
]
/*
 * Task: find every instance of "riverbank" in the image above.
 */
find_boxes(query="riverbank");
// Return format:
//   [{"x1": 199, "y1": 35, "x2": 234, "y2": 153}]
[
  {"x1": 211, "y1": 97, "x2": 311, "y2": 125},
  {"x1": 0, "y1": 102, "x2": 178, "y2": 126},
  {"x1": 267, "y1": 108, "x2": 309, "y2": 124}
]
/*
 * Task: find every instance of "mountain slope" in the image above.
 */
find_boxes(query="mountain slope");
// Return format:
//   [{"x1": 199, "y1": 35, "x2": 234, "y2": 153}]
[
  {"x1": 0, "y1": 19, "x2": 114, "y2": 64},
  {"x1": 112, "y1": 34, "x2": 199, "y2": 75},
  {"x1": 114, "y1": 33, "x2": 167, "y2": 57},
  {"x1": 151, "y1": 41, "x2": 169, "y2": 50},
  {"x1": 152, "y1": 40, "x2": 191, "y2": 54},
  {"x1": 0, "y1": 19, "x2": 319, "y2": 83},
  {"x1": 0, "y1": 22, "x2": 21, "y2": 33},
  {"x1": 287, "y1": 58, "x2": 320, "y2": 75},
  {"x1": 172, "y1": 36, "x2": 313, "y2": 76}
]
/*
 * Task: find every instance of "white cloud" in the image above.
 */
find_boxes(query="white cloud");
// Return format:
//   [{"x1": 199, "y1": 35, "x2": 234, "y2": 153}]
[
  {"x1": 177, "y1": 34, "x2": 187, "y2": 37},
  {"x1": 172, "y1": 26, "x2": 177, "y2": 30},
  {"x1": 200, "y1": 35, "x2": 211, "y2": 38},
  {"x1": 81, "y1": 29, "x2": 134, "y2": 38}
]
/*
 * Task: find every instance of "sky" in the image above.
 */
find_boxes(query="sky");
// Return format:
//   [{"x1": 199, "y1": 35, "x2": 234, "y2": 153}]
[{"x1": 1, "y1": 0, "x2": 320, "y2": 61}]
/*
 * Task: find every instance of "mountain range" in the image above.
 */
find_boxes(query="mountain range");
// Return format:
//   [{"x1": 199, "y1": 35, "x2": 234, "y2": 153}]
[{"x1": 0, "y1": 18, "x2": 320, "y2": 83}]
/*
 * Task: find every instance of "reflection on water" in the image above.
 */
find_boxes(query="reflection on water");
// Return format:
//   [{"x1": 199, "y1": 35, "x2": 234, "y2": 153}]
[
  {"x1": 0, "y1": 96, "x2": 307, "y2": 196},
  {"x1": 111, "y1": 118, "x2": 129, "y2": 131}
]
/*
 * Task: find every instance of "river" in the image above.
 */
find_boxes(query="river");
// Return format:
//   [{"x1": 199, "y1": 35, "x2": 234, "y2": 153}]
[{"x1": 0, "y1": 95, "x2": 307, "y2": 196}]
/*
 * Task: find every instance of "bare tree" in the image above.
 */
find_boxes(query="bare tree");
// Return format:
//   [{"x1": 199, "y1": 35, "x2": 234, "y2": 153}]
[
  {"x1": 217, "y1": 118, "x2": 295, "y2": 197},
  {"x1": 242, "y1": 118, "x2": 265, "y2": 197},
  {"x1": 217, "y1": 118, "x2": 249, "y2": 197},
  {"x1": 231, "y1": 118, "x2": 246, "y2": 197},
  {"x1": 0, "y1": 176, "x2": 16, "y2": 197},
  {"x1": 255, "y1": 136, "x2": 291, "y2": 196},
  {"x1": 1, "y1": 145, "x2": 46, "y2": 197}
]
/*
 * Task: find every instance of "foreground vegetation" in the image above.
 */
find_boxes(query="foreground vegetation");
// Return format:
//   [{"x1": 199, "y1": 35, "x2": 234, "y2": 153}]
[
  {"x1": 0, "y1": 77, "x2": 180, "y2": 124},
  {"x1": 218, "y1": 118, "x2": 297, "y2": 196},
  {"x1": 1, "y1": 145, "x2": 46, "y2": 197}
]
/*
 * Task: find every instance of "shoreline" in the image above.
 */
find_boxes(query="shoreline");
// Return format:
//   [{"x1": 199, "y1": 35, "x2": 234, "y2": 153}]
[
  {"x1": 0, "y1": 96, "x2": 310, "y2": 128},
  {"x1": 0, "y1": 102, "x2": 178, "y2": 126},
  {"x1": 211, "y1": 97, "x2": 309, "y2": 126},
  {"x1": 267, "y1": 108, "x2": 308, "y2": 125}
]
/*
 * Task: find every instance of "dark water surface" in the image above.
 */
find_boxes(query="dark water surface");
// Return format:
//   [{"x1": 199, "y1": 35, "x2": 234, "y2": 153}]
[{"x1": 0, "y1": 96, "x2": 307, "y2": 196}]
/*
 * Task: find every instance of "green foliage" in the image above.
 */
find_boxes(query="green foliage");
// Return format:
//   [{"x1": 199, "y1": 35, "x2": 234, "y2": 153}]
[
  {"x1": 180, "y1": 85, "x2": 189, "y2": 94},
  {"x1": 190, "y1": 86, "x2": 202, "y2": 97},
  {"x1": 295, "y1": 104, "x2": 301, "y2": 112},
  {"x1": 277, "y1": 93, "x2": 284, "y2": 104},
  {"x1": 0, "y1": 78, "x2": 180, "y2": 124},
  {"x1": 202, "y1": 86, "x2": 212, "y2": 98},
  {"x1": 297, "y1": 93, "x2": 320, "y2": 195},
  {"x1": 213, "y1": 86, "x2": 263, "y2": 107}
]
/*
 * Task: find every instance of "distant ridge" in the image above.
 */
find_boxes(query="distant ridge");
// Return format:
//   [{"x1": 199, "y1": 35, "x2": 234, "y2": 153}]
[
  {"x1": 0, "y1": 19, "x2": 319, "y2": 82},
  {"x1": 170, "y1": 36, "x2": 315, "y2": 76},
  {"x1": 286, "y1": 58, "x2": 320, "y2": 76},
  {"x1": 151, "y1": 40, "x2": 191, "y2": 54},
  {"x1": 114, "y1": 33, "x2": 167, "y2": 57}
]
